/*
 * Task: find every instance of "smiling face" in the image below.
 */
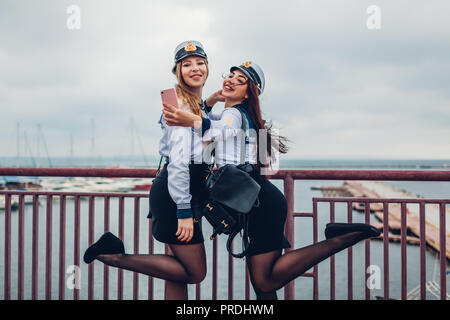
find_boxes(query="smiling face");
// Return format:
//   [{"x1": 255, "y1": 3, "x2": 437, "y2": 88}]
[
  {"x1": 221, "y1": 69, "x2": 249, "y2": 105},
  {"x1": 180, "y1": 56, "x2": 208, "y2": 89}
]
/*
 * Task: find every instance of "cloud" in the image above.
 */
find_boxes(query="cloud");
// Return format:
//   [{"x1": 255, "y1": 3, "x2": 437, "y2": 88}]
[{"x1": 1, "y1": 0, "x2": 449, "y2": 160}]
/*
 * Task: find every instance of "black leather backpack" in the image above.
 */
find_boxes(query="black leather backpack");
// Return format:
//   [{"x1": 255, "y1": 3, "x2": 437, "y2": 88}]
[{"x1": 199, "y1": 107, "x2": 261, "y2": 258}]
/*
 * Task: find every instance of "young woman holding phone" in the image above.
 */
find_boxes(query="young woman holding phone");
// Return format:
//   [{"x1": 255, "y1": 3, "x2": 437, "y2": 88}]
[
  {"x1": 162, "y1": 61, "x2": 381, "y2": 300},
  {"x1": 84, "y1": 40, "x2": 213, "y2": 299}
]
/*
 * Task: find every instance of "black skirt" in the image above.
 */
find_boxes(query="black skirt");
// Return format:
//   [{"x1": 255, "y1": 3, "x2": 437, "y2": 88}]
[
  {"x1": 148, "y1": 162, "x2": 209, "y2": 245},
  {"x1": 246, "y1": 179, "x2": 291, "y2": 257}
]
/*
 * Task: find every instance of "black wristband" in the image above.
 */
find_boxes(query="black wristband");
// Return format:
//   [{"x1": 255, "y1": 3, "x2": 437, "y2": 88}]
[
  {"x1": 201, "y1": 117, "x2": 211, "y2": 136},
  {"x1": 203, "y1": 100, "x2": 213, "y2": 113}
]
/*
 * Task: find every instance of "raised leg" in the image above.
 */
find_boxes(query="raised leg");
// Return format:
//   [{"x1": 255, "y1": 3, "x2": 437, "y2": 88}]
[
  {"x1": 247, "y1": 231, "x2": 367, "y2": 295},
  {"x1": 97, "y1": 242, "x2": 207, "y2": 285}
]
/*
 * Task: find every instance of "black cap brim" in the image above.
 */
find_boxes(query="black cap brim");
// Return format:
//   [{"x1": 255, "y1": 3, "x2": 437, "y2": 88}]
[
  {"x1": 175, "y1": 47, "x2": 207, "y2": 63},
  {"x1": 230, "y1": 65, "x2": 262, "y2": 92}
]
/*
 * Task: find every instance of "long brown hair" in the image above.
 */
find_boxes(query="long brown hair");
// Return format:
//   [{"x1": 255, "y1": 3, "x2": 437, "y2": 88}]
[
  {"x1": 172, "y1": 58, "x2": 209, "y2": 117},
  {"x1": 244, "y1": 81, "x2": 289, "y2": 180}
]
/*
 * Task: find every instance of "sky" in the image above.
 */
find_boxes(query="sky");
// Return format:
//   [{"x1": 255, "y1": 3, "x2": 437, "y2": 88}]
[{"x1": 1, "y1": 0, "x2": 449, "y2": 161}]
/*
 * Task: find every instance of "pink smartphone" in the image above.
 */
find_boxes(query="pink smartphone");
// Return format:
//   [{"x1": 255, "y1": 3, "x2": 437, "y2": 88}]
[{"x1": 160, "y1": 88, "x2": 179, "y2": 108}]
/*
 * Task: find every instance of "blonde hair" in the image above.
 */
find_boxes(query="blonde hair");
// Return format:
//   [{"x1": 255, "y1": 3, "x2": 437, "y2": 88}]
[{"x1": 172, "y1": 58, "x2": 209, "y2": 117}]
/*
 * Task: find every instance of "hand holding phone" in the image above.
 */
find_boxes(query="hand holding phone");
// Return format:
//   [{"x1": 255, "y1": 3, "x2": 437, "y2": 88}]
[{"x1": 161, "y1": 88, "x2": 179, "y2": 108}]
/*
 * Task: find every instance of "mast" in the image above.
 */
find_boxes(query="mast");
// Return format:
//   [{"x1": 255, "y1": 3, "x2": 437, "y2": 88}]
[
  {"x1": 135, "y1": 125, "x2": 149, "y2": 167},
  {"x1": 16, "y1": 123, "x2": 20, "y2": 167},
  {"x1": 38, "y1": 124, "x2": 53, "y2": 168},
  {"x1": 23, "y1": 131, "x2": 36, "y2": 168},
  {"x1": 90, "y1": 118, "x2": 95, "y2": 167},
  {"x1": 130, "y1": 117, "x2": 135, "y2": 167},
  {"x1": 36, "y1": 124, "x2": 41, "y2": 168},
  {"x1": 70, "y1": 134, "x2": 74, "y2": 167}
]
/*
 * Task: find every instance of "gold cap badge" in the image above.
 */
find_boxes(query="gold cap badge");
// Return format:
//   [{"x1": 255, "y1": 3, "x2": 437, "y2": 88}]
[
  {"x1": 242, "y1": 61, "x2": 252, "y2": 68},
  {"x1": 185, "y1": 41, "x2": 197, "y2": 52}
]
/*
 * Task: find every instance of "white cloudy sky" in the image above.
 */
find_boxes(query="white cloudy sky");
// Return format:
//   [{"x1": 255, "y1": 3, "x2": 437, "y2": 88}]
[{"x1": 1, "y1": 0, "x2": 449, "y2": 161}]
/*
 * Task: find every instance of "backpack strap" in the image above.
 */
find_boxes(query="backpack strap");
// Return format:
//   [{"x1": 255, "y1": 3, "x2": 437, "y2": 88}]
[
  {"x1": 232, "y1": 106, "x2": 250, "y2": 165},
  {"x1": 226, "y1": 214, "x2": 251, "y2": 259},
  {"x1": 156, "y1": 155, "x2": 164, "y2": 175},
  {"x1": 225, "y1": 106, "x2": 254, "y2": 259}
]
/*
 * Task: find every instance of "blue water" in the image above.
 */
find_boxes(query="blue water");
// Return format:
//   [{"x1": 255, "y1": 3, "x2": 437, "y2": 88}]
[
  {"x1": 1, "y1": 158, "x2": 449, "y2": 300},
  {"x1": 1, "y1": 156, "x2": 450, "y2": 170}
]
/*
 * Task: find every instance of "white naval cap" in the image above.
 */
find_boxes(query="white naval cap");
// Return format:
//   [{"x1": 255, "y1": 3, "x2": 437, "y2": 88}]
[
  {"x1": 173, "y1": 40, "x2": 208, "y2": 64},
  {"x1": 230, "y1": 61, "x2": 265, "y2": 94}
]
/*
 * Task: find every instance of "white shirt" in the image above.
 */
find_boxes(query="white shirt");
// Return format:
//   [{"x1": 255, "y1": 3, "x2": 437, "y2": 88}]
[
  {"x1": 158, "y1": 100, "x2": 211, "y2": 211},
  {"x1": 202, "y1": 106, "x2": 257, "y2": 168}
]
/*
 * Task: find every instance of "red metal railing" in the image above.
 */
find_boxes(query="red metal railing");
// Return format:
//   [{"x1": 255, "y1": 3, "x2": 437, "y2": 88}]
[
  {"x1": 1, "y1": 168, "x2": 450, "y2": 300},
  {"x1": 303, "y1": 197, "x2": 449, "y2": 300}
]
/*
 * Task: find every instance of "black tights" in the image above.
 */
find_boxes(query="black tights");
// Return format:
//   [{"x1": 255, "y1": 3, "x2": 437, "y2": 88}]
[
  {"x1": 97, "y1": 231, "x2": 366, "y2": 300},
  {"x1": 246, "y1": 231, "x2": 367, "y2": 300},
  {"x1": 97, "y1": 243, "x2": 206, "y2": 300}
]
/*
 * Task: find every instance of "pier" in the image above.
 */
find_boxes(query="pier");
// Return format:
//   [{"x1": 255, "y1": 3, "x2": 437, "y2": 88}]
[{"x1": 314, "y1": 181, "x2": 450, "y2": 260}]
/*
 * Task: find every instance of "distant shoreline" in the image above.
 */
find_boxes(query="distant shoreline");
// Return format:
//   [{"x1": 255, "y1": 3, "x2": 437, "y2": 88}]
[{"x1": 1, "y1": 157, "x2": 450, "y2": 170}]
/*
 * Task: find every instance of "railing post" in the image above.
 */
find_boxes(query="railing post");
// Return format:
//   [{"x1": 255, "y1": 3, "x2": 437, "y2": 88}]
[
  {"x1": 104, "y1": 195, "x2": 110, "y2": 300},
  {"x1": 312, "y1": 199, "x2": 319, "y2": 300},
  {"x1": 228, "y1": 242, "x2": 234, "y2": 300},
  {"x1": 45, "y1": 195, "x2": 53, "y2": 300},
  {"x1": 401, "y1": 202, "x2": 407, "y2": 300},
  {"x1": 118, "y1": 196, "x2": 125, "y2": 300},
  {"x1": 419, "y1": 202, "x2": 426, "y2": 300},
  {"x1": 347, "y1": 200, "x2": 354, "y2": 300},
  {"x1": 148, "y1": 218, "x2": 154, "y2": 300},
  {"x1": 283, "y1": 174, "x2": 295, "y2": 300},
  {"x1": 133, "y1": 196, "x2": 140, "y2": 300},
  {"x1": 18, "y1": 195, "x2": 25, "y2": 300},
  {"x1": 383, "y1": 201, "x2": 390, "y2": 300},
  {"x1": 439, "y1": 202, "x2": 447, "y2": 300},
  {"x1": 58, "y1": 195, "x2": 66, "y2": 300},
  {"x1": 330, "y1": 201, "x2": 335, "y2": 300},
  {"x1": 365, "y1": 200, "x2": 371, "y2": 300},
  {"x1": 212, "y1": 238, "x2": 218, "y2": 300},
  {"x1": 4, "y1": 194, "x2": 11, "y2": 300},
  {"x1": 32, "y1": 194, "x2": 39, "y2": 300},
  {"x1": 74, "y1": 196, "x2": 81, "y2": 300},
  {"x1": 88, "y1": 196, "x2": 95, "y2": 300}
]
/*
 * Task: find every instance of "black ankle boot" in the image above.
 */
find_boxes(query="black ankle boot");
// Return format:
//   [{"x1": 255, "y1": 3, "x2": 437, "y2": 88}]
[
  {"x1": 83, "y1": 232, "x2": 125, "y2": 264},
  {"x1": 325, "y1": 223, "x2": 381, "y2": 240}
]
